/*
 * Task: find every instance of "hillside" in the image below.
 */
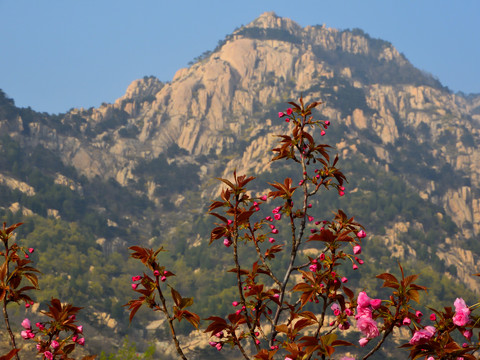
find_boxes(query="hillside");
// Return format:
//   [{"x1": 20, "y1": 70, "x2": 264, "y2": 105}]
[{"x1": 0, "y1": 11, "x2": 479, "y2": 358}]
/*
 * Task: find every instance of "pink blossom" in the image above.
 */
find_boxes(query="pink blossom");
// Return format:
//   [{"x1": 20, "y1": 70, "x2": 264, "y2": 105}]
[
  {"x1": 28, "y1": 248, "x2": 34, "y2": 253},
  {"x1": 356, "y1": 317, "x2": 379, "y2": 339},
  {"x1": 409, "y1": 326, "x2": 436, "y2": 345},
  {"x1": 463, "y1": 329, "x2": 473, "y2": 340},
  {"x1": 402, "y1": 317, "x2": 411, "y2": 326},
  {"x1": 36, "y1": 322, "x2": 45, "y2": 330},
  {"x1": 345, "y1": 308, "x2": 353, "y2": 316},
  {"x1": 269, "y1": 237, "x2": 275, "y2": 243},
  {"x1": 352, "y1": 264, "x2": 358, "y2": 270},
  {"x1": 271, "y1": 229, "x2": 278, "y2": 234},
  {"x1": 358, "y1": 337, "x2": 369, "y2": 347},
  {"x1": 161, "y1": 276, "x2": 167, "y2": 282},
  {"x1": 44, "y1": 351, "x2": 53, "y2": 360},
  {"x1": 77, "y1": 325, "x2": 83, "y2": 333},
  {"x1": 209, "y1": 341, "x2": 217, "y2": 347},
  {"x1": 321, "y1": 130, "x2": 326, "y2": 136},
  {"x1": 309, "y1": 264, "x2": 318, "y2": 272},
  {"x1": 415, "y1": 310, "x2": 423, "y2": 318},
  {"x1": 51, "y1": 340, "x2": 60, "y2": 349},
  {"x1": 260, "y1": 195, "x2": 267, "y2": 201},
  {"x1": 339, "y1": 191, "x2": 345, "y2": 196},
  {"x1": 357, "y1": 230, "x2": 366, "y2": 238},
  {"x1": 215, "y1": 343, "x2": 222, "y2": 351},
  {"x1": 223, "y1": 238, "x2": 232, "y2": 247},
  {"x1": 153, "y1": 270, "x2": 160, "y2": 276},
  {"x1": 370, "y1": 299, "x2": 382, "y2": 309},
  {"x1": 325, "y1": 121, "x2": 331, "y2": 126},
  {"x1": 274, "y1": 214, "x2": 282, "y2": 220},
  {"x1": 453, "y1": 310, "x2": 470, "y2": 327},
  {"x1": 232, "y1": 301, "x2": 239, "y2": 307},
  {"x1": 357, "y1": 292, "x2": 372, "y2": 308},
  {"x1": 453, "y1": 298, "x2": 470, "y2": 327},
  {"x1": 429, "y1": 313, "x2": 436, "y2": 321},
  {"x1": 278, "y1": 112, "x2": 285, "y2": 118},
  {"x1": 353, "y1": 245, "x2": 362, "y2": 255},
  {"x1": 131, "y1": 283, "x2": 138, "y2": 290},
  {"x1": 21, "y1": 330, "x2": 30, "y2": 340},
  {"x1": 21, "y1": 318, "x2": 31, "y2": 329},
  {"x1": 340, "y1": 357, "x2": 355, "y2": 360},
  {"x1": 308, "y1": 216, "x2": 314, "y2": 222},
  {"x1": 341, "y1": 277, "x2": 348, "y2": 283},
  {"x1": 286, "y1": 108, "x2": 293, "y2": 115},
  {"x1": 355, "y1": 306, "x2": 372, "y2": 320},
  {"x1": 77, "y1": 338, "x2": 85, "y2": 346}
]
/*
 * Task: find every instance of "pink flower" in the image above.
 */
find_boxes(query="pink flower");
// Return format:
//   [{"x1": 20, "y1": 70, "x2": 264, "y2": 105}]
[
  {"x1": 402, "y1": 317, "x2": 411, "y2": 326},
  {"x1": 77, "y1": 325, "x2": 83, "y2": 334},
  {"x1": 51, "y1": 340, "x2": 60, "y2": 349},
  {"x1": 278, "y1": 112, "x2": 285, "y2": 118},
  {"x1": 453, "y1": 310, "x2": 470, "y2": 327},
  {"x1": 339, "y1": 191, "x2": 345, "y2": 196},
  {"x1": 370, "y1": 299, "x2": 382, "y2": 309},
  {"x1": 232, "y1": 301, "x2": 239, "y2": 307},
  {"x1": 358, "y1": 337, "x2": 369, "y2": 347},
  {"x1": 286, "y1": 108, "x2": 293, "y2": 115},
  {"x1": 321, "y1": 130, "x2": 326, "y2": 136},
  {"x1": 415, "y1": 310, "x2": 423, "y2": 318},
  {"x1": 356, "y1": 317, "x2": 379, "y2": 339},
  {"x1": 21, "y1": 330, "x2": 30, "y2": 340},
  {"x1": 308, "y1": 216, "x2": 314, "y2": 222},
  {"x1": 77, "y1": 338, "x2": 85, "y2": 346},
  {"x1": 223, "y1": 238, "x2": 232, "y2": 247},
  {"x1": 409, "y1": 326, "x2": 436, "y2": 345},
  {"x1": 463, "y1": 329, "x2": 473, "y2": 340},
  {"x1": 28, "y1": 248, "x2": 34, "y2": 253},
  {"x1": 274, "y1": 214, "x2": 282, "y2": 220},
  {"x1": 357, "y1": 230, "x2": 366, "y2": 238},
  {"x1": 260, "y1": 195, "x2": 267, "y2": 201},
  {"x1": 153, "y1": 270, "x2": 160, "y2": 276},
  {"x1": 44, "y1": 351, "x2": 53, "y2": 360},
  {"x1": 36, "y1": 322, "x2": 45, "y2": 330},
  {"x1": 325, "y1": 121, "x2": 330, "y2": 126},
  {"x1": 357, "y1": 292, "x2": 372, "y2": 308},
  {"x1": 355, "y1": 306, "x2": 372, "y2": 320},
  {"x1": 341, "y1": 277, "x2": 348, "y2": 283},
  {"x1": 345, "y1": 308, "x2": 353, "y2": 316},
  {"x1": 131, "y1": 283, "x2": 138, "y2": 290},
  {"x1": 215, "y1": 343, "x2": 222, "y2": 351},
  {"x1": 161, "y1": 276, "x2": 167, "y2": 282},
  {"x1": 453, "y1": 298, "x2": 471, "y2": 326},
  {"x1": 21, "y1": 318, "x2": 31, "y2": 329},
  {"x1": 352, "y1": 264, "x2": 358, "y2": 270},
  {"x1": 309, "y1": 264, "x2": 318, "y2": 272},
  {"x1": 271, "y1": 229, "x2": 278, "y2": 234},
  {"x1": 340, "y1": 357, "x2": 355, "y2": 360},
  {"x1": 429, "y1": 313, "x2": 436, "y2": 321},
  {"x1": 353, "y1": 245, "x2": 362, "y2": 255},
  {"x1": 209, "y1": 341, "x2": 217, "y2": 347}
]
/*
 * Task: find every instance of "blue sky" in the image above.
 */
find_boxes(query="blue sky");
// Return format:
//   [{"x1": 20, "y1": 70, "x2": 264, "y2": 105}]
[{"x1": 1, "y1": 0, "x2": 479, "y2": 114}]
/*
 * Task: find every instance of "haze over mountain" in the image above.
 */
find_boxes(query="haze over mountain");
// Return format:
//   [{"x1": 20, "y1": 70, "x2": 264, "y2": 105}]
[{"x1": 1, "y1": 12, "x2": 479, "y2": 358}]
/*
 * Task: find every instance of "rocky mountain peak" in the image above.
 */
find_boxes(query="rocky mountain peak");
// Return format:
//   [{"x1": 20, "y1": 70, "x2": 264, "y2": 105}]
[{"x1": 243, "y1": 11, "x2": 303, "y2": 34}]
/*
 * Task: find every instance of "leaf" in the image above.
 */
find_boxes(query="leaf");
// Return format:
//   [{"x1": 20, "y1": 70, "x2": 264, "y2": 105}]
[
  {"x1": 170, "y1": 287, "x2": 182, "y2": 307},
  {"x1": 376, "y1": 273, "x2": 399, "y2": 284}
]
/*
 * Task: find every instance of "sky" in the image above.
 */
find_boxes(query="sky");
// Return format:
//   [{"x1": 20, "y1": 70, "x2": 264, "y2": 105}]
[{"x1": 1, "y1": 0, "x2": 479, "y2": 114}]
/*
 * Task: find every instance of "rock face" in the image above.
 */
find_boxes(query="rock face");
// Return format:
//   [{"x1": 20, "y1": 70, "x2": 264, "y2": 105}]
[{"x1": 1, "y1": 12, "x2": 480, "y2": 289}]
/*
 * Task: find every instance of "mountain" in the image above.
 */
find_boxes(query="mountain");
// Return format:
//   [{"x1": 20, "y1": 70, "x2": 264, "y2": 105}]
[{"x1": 1, "y1": 11, "x2": 479, "y2": 357}]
